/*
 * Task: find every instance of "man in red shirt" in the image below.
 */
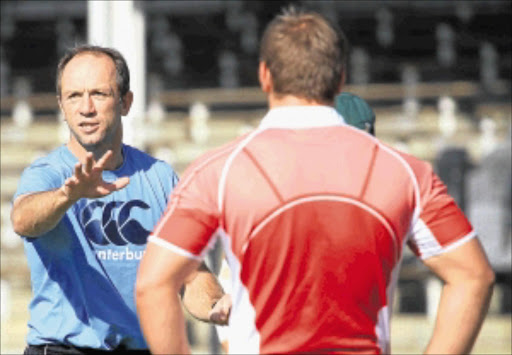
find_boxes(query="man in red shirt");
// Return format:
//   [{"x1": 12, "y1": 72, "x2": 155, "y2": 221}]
[
  {"x1": 136, "y1": 7, "x2": 494, "y2": 354},
  {"x1": 213, "y1": 91, "x2": 378, "y2": 353}
]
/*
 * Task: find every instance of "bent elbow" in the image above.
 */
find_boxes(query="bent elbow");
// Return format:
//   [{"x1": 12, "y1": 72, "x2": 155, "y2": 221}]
[
  {"x1": 11, "y1": 206, "x2": 51, "y2": 238},
  {"x1": 483, "y1": 267, "x2": 496, "y2": 289},
  {"x1": 11, "y1": 217, "x2": 38, "y2": 238},
  {"x1": 11, "y1": 209, "x2": 28, "y2": 236},
  {"x1": 472, "y1": 264, "x2": 496, "y2": 294}
]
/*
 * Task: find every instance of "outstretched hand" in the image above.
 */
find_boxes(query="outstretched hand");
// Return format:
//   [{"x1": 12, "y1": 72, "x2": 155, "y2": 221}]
[
  {"x1": 208, "y1": 293, "x2": 232, "y2": 326},
  {"x1": 62, "y1": 150, "x2": 130, "y2": 201}
]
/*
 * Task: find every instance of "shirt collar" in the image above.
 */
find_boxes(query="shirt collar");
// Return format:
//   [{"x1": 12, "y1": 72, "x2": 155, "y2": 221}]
[
  {"x1": 62, "y1": 144, "x2": 128, "y2": 175},
  {"x1": 259, "y1": 105, "x2": 346, "y2": 129}
]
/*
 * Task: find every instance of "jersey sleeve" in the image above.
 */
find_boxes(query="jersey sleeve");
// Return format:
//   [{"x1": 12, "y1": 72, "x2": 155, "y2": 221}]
[
  {"x1": 407, "y1": 161, "x2": 475, "y2": 259},
  {"x1": 13, "y1": 161, "x2": 65, "y2": 201},
  {"x1": 149, "y1": 152, "x2": 223, "y2": 261}
]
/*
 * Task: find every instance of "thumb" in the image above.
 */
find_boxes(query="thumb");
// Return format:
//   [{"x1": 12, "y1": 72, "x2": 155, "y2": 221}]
[
  {"x1": 113, "y1": 176, "x2": 130, "y2": 190},
  {"x1": 101, "y1": 176, "x2": 130, "y2": 194},
  {"x1": 209, "y1": 294, "x2": 231, "y2": 325}
]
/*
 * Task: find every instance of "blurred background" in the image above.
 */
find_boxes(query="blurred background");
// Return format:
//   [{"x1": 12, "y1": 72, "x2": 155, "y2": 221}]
[{"x1": 0, "y1": 0, "x2": 510, "y2": 354}]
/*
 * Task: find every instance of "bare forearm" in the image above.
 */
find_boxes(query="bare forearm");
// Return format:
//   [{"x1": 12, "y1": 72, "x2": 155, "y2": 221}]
[
  {"x1": 182, "y1": 263, "x2": 224, "y2": 321},
  {"x1": 137, "y1": 284, "x2": 190, "y2": 354},
  {"x1": 424, "y1": 278, "x2": 494, "y2": 354},
  {"x1": 11, "y1": 188, "x2": 76, "y2": 237}
]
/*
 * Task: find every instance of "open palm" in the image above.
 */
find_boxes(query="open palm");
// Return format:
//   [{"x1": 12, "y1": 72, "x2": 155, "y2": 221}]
[{"x1": 63, "y1": 150, "x2": 130, "y2": 201}]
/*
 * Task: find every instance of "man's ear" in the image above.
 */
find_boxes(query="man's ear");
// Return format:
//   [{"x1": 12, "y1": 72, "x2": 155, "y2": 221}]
[
  {"x1": 57, "y1": 97, "x2": 66, "y2": 120},
  {"x1": 259, "y1": 61, "x2": 272, "y2": 94},
  {"x1": 121, "y1": 91, "x2": 134, "y2": 116}
]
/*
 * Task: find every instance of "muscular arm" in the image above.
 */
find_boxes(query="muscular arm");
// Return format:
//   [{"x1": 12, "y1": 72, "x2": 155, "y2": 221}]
[
  {"x1": 11, "y1": 188, "x2": 77, "y2": 237},
  {"x1": 422, "y1": 237, "x2": 495, "y2": 354},
  {"x1": 11, "y1": 151, "x2": 129, "y2": 237},
  {"x1": 136, "y1": 241, "x2": 228, "y2": 354},
  {"x1": 136, "y1": 242, "x2": 200, "y2": 354}
]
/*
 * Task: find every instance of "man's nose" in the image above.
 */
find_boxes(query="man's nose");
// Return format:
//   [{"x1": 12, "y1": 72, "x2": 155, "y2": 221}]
[{"x1": 79, "y1": 95, "x2": 96, "y2": 116}]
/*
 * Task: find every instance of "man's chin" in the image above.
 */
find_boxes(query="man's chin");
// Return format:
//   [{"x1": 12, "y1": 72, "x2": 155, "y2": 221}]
[
  {"x1": 73, "y1": 131, "x2": 112, "y2": 152},
  {"x1": 78, "y1": 139, "x2": 104, "y2": 152}
]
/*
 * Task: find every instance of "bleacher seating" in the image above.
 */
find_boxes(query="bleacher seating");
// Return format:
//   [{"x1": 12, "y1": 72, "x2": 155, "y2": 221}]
[
  {"x1": 1, "y1": 82, "x2": 511, "y2": 354},
  {"x1": 0, "y1": 1, "x2": 510, "y2": 353}
]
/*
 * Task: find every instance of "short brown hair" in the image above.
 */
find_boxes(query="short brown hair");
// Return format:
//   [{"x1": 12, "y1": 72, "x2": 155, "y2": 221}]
[
  {"x1": 56, "y1": 45, "x2": 130, "y2": 98},
  {"x1": 259, "y1": 7, "x2": 348, "y2": 103}
]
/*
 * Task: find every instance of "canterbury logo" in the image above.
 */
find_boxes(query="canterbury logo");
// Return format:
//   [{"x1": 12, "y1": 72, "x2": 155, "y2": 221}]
[{"x1": 80, "y1": 200, "x2": 151, "y2": 246}]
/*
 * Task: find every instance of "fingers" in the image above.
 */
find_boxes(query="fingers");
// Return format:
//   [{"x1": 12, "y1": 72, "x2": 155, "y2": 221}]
[
  {"x1": 208, "y1": 294, "x2": 232, "y2": 325},
  {"x1": 84, "y1": 152, "x2": 94, "y2": 174},
  {"x1": 65, "y1": 175, "x2": 79, "y2": 187},
  {"x1": 113, "y1": 176, "x2": 130, "y2": 190},
  {"x1": 220, "y1": 297, "x2": 232, "y2": 323},
  {"x1": 75, "y1": 152, "x2": 94, "y2": 179},
  {"x1": 99, "y1": 177, "x2": 130, "y2": 195},
  {"x1": 74, "y1": 162, "x2": 84, "y2": 179},
  {"x1": 62, "y1": 176, "x2": 79, "y2": 200},
  {"x1": 209, "y1": 308, "x2": 229, "y2": 325},
  {"x1": 69, "y1": 149, "x2": 129, "y2": 198},
  {"x1": 96, "y1": 150, "x2": 113, "y2": 169}
]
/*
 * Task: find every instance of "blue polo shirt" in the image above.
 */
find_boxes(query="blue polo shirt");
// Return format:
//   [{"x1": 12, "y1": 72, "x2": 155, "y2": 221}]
[{"x1": 14, "y1": 144, "x2": 178, "y2": 349}]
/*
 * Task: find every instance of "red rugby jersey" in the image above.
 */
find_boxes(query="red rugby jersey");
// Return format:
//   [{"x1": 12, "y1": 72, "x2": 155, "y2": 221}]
[{"x1": 149, "y1": 106, "x2": 475, "y2": 354}]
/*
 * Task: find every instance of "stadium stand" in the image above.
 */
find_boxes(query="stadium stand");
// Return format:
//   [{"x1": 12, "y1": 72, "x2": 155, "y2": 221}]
[{"x1": 1, "y1": 1, "x2": 510, "y2": 354}]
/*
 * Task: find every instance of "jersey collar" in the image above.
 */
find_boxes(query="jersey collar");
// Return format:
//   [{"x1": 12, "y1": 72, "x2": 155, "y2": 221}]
[{"x1": 259, "y1": 105, "x2": 346, "y2": 129}]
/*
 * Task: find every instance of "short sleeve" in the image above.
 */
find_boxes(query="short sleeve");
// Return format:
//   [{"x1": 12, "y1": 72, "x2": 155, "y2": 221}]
[
  {"x1": 13, "y1": 162, "x2": 65, "y2": 201},
  {"x1": 149, "y1": 151, "x2": 224, "y2": 260},
  {"x1": 408, "y1": 165, "x2": 475, "y2": 259}
]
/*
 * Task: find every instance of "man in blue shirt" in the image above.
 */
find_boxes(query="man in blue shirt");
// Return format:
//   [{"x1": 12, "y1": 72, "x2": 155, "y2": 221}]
[{"x1": 11, "y1": 45, "x2": 227, "y2": 354}]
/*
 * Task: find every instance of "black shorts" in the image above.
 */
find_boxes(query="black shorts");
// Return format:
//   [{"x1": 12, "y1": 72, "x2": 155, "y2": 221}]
[{"x1": 24, "y1": 344, "x2": 151, "y2": 355}]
